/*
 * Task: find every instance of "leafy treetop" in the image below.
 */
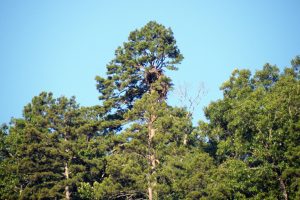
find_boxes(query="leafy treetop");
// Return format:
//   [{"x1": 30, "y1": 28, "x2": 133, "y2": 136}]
[{"x1": 96, "y1": 21, "x2": 183, "y2": 120}]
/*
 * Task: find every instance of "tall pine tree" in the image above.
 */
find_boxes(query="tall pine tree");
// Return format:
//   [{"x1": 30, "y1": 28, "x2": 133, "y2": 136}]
[
  {"x1": 93, "y1": 21, "x2": 184, "y2": 199},
  {"x1": 5, "y1": 92, "x2": 107, "y2": 199}
]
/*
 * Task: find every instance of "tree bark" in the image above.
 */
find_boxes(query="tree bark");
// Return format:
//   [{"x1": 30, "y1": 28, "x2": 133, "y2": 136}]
[
  {"x1": 64, "y1": 162, "x2": 71, "y2": 200},
  {"x1": 183, "y1": 134, "x2": 187, "y2": 145},
  {"x1": 64, "y1": 134, "x2": 71, "y2": 200},
  {"x1": 183, "y1": 113, "x2": 191, "y2": 145},
  {"x1": 279, "y1": 177, "x2": 288, "y2": 200},
  {"x1": 148, "y1": 186, "x2": 153, "y2": 200},
  {"x1": 147, "y1": 114, "x2": 157, "y2": 200}
]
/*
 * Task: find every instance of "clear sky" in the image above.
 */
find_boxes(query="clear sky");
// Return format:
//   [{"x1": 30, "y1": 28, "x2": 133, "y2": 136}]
[{"x1": 1, "y1": 0, "x2": 299, "y2": 124}]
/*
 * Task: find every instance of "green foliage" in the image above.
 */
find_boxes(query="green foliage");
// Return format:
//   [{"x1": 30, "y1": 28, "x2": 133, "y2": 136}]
[
  {"x1": 95, "y1": 21, "x2": 183, "y2": 122},
  {"x1": 0, "y1": 92, "x2": 108, "y2": 199},
  {"x1": 157, "y1": 148, "x2": 214, "y2": 199},
  {"x1": 0, "y1": 124, "x2": 20, "y2": 199},
  {"x1": 90, "y1": 21, "x2": 189, "y2": 200},
  {"x1": 0, "y1": 21, "x2": 299, "y2": 200},
  {"x1": 200, "y1": 58, "x2": 300, "y2": 199}
]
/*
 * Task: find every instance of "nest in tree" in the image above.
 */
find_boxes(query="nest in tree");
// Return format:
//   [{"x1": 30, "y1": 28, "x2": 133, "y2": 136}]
[
  {"x1": 145, "y1": 67, "x2": 162, "y2": 85},
  {"x1": 144, "y1": 67, "x2": 170, "y2": 99}
]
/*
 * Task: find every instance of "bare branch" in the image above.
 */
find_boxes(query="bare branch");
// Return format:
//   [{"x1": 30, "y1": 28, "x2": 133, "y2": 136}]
[{"x1": 175, "y1": 82, "x2": 207, "y2": 117}]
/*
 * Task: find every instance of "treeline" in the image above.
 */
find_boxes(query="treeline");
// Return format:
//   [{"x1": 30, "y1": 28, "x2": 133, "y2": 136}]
[{"x1": 0, "y1": 21, "x2": 299, "y2": 200}]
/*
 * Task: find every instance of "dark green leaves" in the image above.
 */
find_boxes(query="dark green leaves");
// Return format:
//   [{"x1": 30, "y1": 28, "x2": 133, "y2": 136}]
[{"x1": 96, "y1": 21, "x2": 183, "y2": 122}]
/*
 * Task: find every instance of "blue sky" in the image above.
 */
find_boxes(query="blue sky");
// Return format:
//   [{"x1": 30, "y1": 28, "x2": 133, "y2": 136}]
[{"x1": 0, "y1": 0, "x2": 299, "y2": 124}]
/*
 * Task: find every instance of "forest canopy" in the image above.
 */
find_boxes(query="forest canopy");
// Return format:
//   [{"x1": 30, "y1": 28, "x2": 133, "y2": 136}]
[{"x1": 0, "y1": 21, "x2": 299, "y2": 200}]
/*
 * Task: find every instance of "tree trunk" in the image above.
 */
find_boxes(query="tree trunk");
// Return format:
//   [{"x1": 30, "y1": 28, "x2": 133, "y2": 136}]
[
  {"x1": 65, "y1": 162, "x2": 71, "y2": 200},
  {"x1": 148, "y1": 186, "x2": 153, "y2": 200},
  {"x1": 279, "y1": 177, "x2": 288, "y2": 200},
  {"x1": 64, "y1": 134, "x2": 71, "y2": 200},
  {"x1": 183, "y1": 134, "x2": 187, "y2": 145},
  {"x1": 147, "y1": 114, "x2": 157, "y2": 200},
  {"x1": 183, "y1": 112, "x2": 192, "y2": 146}
]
